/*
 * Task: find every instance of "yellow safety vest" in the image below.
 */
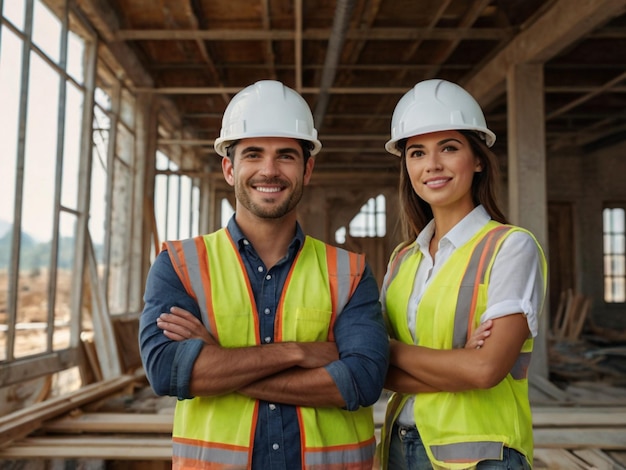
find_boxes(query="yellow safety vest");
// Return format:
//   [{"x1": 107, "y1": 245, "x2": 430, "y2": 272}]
[
  {"x1": 380, "y1": 222, "x2": 547, "y2": 470},
  {"x1": 164, "y1": 228, "x2": 376, "y2": 469}
]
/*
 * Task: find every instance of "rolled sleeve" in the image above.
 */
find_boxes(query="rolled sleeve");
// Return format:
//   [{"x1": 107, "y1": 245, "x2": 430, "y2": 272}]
[
  {"x1": 171, "y1": 339, "x2": 204, "y2": 399},
  {"x1": 481, "y1": 231, "x2": 546, "y2": 337},
  {"x1": 326, "y1": 263, "x2": 389, "y2": 410},
  {"x1": 139, "y1": 251, "x2": 204, "y2": 399}
]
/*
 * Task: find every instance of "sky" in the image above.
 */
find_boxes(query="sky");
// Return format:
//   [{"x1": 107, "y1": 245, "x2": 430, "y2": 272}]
[{"x1": 1, "y1": 1, "x2": 94, "y2": 243}]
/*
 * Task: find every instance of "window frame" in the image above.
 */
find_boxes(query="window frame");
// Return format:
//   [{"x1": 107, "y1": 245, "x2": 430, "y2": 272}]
[{"x1": 602, "y1": 203, "x2": 626, "y2": 304}]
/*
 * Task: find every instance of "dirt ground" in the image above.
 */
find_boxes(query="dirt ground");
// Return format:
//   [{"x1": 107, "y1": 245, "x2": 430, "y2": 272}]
[{"x1": 0, "y1": 268, "x2": 82, "y2": 414}]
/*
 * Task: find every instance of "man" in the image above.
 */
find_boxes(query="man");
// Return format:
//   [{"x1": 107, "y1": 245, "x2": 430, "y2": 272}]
[{"x1": 139, "y1": 80, "x2": 389, "y2": 470}]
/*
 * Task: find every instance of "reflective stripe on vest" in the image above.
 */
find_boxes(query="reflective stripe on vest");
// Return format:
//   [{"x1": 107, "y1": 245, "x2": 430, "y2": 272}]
[
  {"x1": 450, "y1": 226, "x2": 533, "y2": 380},
  {"x1": 173, "y1": 435, "x2": 249, "y2": 468},
  {"x1": 453, "y1": 225, "x2": 509, "y2": 348},
  {"x1": 380, "y1": 222, "x2": 546, "y2": 468},
  {"x1": 164, "y1": 230, "x2": 375, "y2": 469}
]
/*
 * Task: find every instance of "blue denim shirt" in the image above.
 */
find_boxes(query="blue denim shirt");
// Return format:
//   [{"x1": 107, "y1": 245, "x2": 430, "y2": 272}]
[{"x1": 139, "y1": 217, "x2": 389, "y2": 470}]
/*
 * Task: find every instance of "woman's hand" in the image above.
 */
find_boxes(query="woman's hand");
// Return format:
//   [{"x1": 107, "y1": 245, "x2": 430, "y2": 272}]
[
  {"x1": 465, "y1": 319, "x2": 493, "y2": 349},
  {"x1": 157, "y1": 306, "x2": 216, "y2": 344}
]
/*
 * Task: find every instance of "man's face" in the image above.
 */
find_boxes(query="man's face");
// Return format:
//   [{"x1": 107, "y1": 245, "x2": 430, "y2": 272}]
[{"x1": 222, "y1": 137, "x2": 315, "y2": 220}]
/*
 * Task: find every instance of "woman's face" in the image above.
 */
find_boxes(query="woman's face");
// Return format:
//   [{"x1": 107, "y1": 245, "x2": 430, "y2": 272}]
[{"x1": 404, "y1": 130, "x2": 482, "y2": 214}]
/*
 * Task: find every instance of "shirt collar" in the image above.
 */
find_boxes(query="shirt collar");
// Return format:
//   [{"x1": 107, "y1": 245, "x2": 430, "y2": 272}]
[
  {"x1": 444, "y1": 205, "x2": 491, "y2": 249},
  {"x1": 416, "y1": 205, "x2": 491, "y2": 250},
  {"x1": 226, "y1": 214, "x2": 305, "y2": 253},
  {"x1": 416, "y1": 221, "x2": 435, "y2": 251}
]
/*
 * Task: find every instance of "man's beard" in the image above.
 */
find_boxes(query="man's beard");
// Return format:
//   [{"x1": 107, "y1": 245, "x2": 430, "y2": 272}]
[{"x1": 235, "y1": 178, "x2": 303, "y2": 219}]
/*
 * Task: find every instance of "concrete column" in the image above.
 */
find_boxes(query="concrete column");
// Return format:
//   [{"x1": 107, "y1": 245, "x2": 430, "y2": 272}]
[{"x1": 506, "y1": 64, "x2": 550, "y2": 378}]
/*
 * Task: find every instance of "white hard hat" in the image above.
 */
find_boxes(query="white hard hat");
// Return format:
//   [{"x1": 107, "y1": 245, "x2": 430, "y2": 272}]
[
  {"x1": 385, "y1": 79, "x2": 496, "y2": 156},
  {"x1": 214, "y1": 80, "x2": 322, "y2": 157}
]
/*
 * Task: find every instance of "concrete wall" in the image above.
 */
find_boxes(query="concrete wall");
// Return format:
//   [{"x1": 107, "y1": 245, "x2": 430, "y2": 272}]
[{"x1": 548, "y1": 140, "x2": 626, "y2": 330}]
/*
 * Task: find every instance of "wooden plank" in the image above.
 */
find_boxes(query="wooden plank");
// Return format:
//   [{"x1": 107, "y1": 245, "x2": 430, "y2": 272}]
[
  {"x1": 0, "y1": 436, "x2": 172, "y2": 460},
  {"x1": 573, "y1": 449, "x2": 626, "y2": 470},
  {"x1": 81, "y1": 334, "x2": 103, "y2": 382},
  {"x1": 112, "y1": 314, "x2": 144, "y2": 372},
  {"x1": 114, "y1": 27, "x2": 508, "y2": 41},
  {"x1": 43, "y1": 412, "x2": 173, "y2": 434},
  {"x1": 608, "y1": 452, "x2": 626, "y2": 466},
  {"x1": 0, "y1": 372, "x2": 143, "y2": 447},
  {"x1": 40, "y1": 407, "x2": 626, "y2": 436},
  {"x1": 530, "y1": 374, "x2": 571, "y2": 403},
  {"x1": 555, "y1": 288, "x2": 574, "y2": 339},
  {"x1": 86, "y1": 235, "x2": 122, "y2": 379},
  {"x1": 534, "y1": 428, "x2": 626, "y2": 449},
  {"x1": 465, "y1": 0, "x2": 626, "y2": 105},
  {"x1": 565, "y1": 382, "x2": 626, "y2": 405},
  {"x1": 567, "y1": 382, "x2": 626, "y2": 398},
  {"x1": 144, "y1": 195, "x2": 160, "y2": 258},
  {"x1": 0, "y1": 348, "x2": 80, "y2": 388},
  {"x1": 569, "y1": 297, "x2": 591, "y2": 340},
  {"x1": 534, "y1": 449, "x2": 590, "y2": 469},
  {"x1": 532, "y1": 406, "x2": 626, "y2": 427},
  {"x1": 551, "y1": 289, "x2": 567, "y2": 337},
  {"x1": 72, "y1": 0, "x2": 153, "y2": 87}
]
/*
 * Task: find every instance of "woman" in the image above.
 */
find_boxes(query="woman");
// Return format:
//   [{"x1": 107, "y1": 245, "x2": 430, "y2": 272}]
[{"x1": 378, "y1": 79, "x2": 547, "y2": 470}]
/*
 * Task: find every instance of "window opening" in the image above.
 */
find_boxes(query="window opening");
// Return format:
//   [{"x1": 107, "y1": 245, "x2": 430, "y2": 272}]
[
  {"x1": 154, "y1": 152, "x2": 200, "y2": 257},
  {"x1": 221, "y1": 198, "x2": 234, "y2": 228},
  {"x1": 603, "y1": 206, "x2": 625, "y2": 303},
  {"x1": 335, "y1": 194, "x2": 386, "y2": 244}
]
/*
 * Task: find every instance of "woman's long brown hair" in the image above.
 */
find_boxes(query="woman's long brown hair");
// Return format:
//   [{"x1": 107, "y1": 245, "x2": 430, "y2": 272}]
[{"x1": 397, "y1": 130, "x2": 508, "y2": 244}]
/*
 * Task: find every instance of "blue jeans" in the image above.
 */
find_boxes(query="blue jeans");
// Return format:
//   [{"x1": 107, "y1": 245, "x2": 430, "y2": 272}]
[{"x1": 388, "y1": 423, "x2": 531, "y2": 470}]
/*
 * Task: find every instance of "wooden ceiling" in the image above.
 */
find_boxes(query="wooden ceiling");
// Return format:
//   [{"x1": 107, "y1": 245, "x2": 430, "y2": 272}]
[{"x1": 72, "y1": 0, "x2": 626, "y2": 176}]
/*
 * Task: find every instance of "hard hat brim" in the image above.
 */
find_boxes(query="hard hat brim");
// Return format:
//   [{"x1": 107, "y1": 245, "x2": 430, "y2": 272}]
[
  {"x1": 385, "y1": 124, "x2": 496, "y2": 157},
  {"x1": 215, "y1": 133, "x2": 322, "y2": 157}
]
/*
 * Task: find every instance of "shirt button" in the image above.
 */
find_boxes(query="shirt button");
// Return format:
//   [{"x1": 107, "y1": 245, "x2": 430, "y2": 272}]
[
  {"x1": 400, "y1": 428, "x2": 407, "y2": 437},
  {"x1": 269, "y1": 404, "x2": 276, "y2": 410},
  {"x1": 272, "y1": 443, "x2": 279, "y2": 451},
  {"x1": 264, "y1": 308, "x2": 271, "y2": 315},
  {"x1": 264, "y1": 336, "x2": 272, "y2": 343},
  {"x1": 265, "y1": 274, "x2": 271, "y2": 280},
  {"x1": 243, "y1": 239, "x2": 250, "y2": 245},
  {"x1": 257, "y1": 266, "x2": 264, "y2": 272}
]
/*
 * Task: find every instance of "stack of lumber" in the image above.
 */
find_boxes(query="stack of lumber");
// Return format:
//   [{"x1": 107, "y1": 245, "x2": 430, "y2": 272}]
[
  {"x1": 0, "y1": 286, "x2": 624, "y2": 468},
  {"x1": 529, "y1": 377, "x2": 626, "y2": 468},
  {"x1": 549, "y1": 290, "x2": 626, "y2": 386},
  {"x1": 0, "y1": 378, "x2": 625, "y2": 468},
  {"x1": 533, "y1": 405, "x2": 626, "y2": 469},
  {"x1": 551, "y1": 289, "x2": 592, "y2": 342}
]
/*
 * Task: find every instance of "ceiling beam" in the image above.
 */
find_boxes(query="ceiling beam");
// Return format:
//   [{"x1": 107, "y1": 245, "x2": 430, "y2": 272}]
[
  {"x1": 260, "y1": 0, "x2": 278, "y2": 81},
  {"x1": 74, "y1": 0, "x2": 153, "y2": 86},
  {"x1": 147, "y1": 63, "x2": 473, "y2": 72},
  {"x1": 182, "y1": 0, "x2": 229, "y2": 105},
  {"x1": 547, "y1": 71, "x2": 626, "y2": 120},
  {"x1": 158, "y1": 134, "x2": 390, "y2": 145},
  {"x1": 464, "y1": 0, "x2": 626, "y2": 106},
  {"x1": 113, "y1": 27, "x2": 511, "y2": 42},
  {"x1": 294, "y1": 0, "x2": 303, "y2": 91},
  {"x1": 423, "y1": 0, "x2": 492, "y2": 79},
  {"x1": 548, "y1": 120, "x2": 626, "y2": 151},
  {"x1": 136, "y1": 86, "x2": 409, "y2": 94}
]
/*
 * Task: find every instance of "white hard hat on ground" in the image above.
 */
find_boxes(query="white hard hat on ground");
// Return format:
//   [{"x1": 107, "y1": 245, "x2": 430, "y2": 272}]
[
  {"x1": 385, "y1": 79, "x2": 496, "y2": 156},
  {"x1": 214, "y1": 80, "x2": 322, "y2": 157}
]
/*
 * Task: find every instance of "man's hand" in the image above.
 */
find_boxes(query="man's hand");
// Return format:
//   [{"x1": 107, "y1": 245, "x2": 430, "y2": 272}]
[
  {"x1": 159, "y1": 306, "x2": 341, "y2": 402},
  {"x1": 157, "y1": 306, "x2": 216, "y2": 345},
  {"x1": 465, "y1": 319, "x2": 493, "y2": 349},
  {"x1": 296, "y1": 341, "x2": 339, "y2": 368}
]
